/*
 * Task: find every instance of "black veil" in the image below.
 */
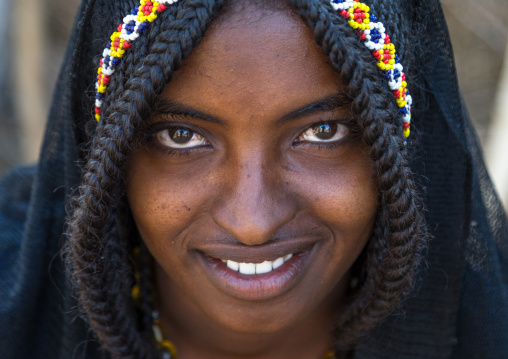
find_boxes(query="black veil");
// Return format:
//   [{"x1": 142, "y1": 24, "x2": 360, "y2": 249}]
[{"x1": 0, "y1": 0, "x2": 506, "y2": 358}]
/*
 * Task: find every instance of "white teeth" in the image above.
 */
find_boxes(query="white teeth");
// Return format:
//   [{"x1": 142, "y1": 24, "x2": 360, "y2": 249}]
[
  {"x1": 239, "y1": 262, "x2": 256, "y2": 275},
  {"x1": 272, "y1": 257, "x2": 284, "y2": 270},
  {"x1": 226, "y1": 260, "x2": 239, "y2": 271},
  {"x1": 222, "y1": 254, "x2": 294, "y2": 275},
  {"x1": 255, "y1": 261, "x2": 272, "y2": 274}
]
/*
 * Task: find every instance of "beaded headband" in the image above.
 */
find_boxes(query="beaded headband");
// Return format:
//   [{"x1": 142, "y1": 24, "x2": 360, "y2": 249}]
[{"x1": 94, "y1": 0, "x2": 412, "y2": 141}]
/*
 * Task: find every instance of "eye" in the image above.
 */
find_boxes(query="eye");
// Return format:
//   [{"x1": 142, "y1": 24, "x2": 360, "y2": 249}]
[
  {"x1": 154, "y1": 127, "x2": 207, "y2": 149},
  {"x1": 297, "y1": 122, "x2": 349, "y2": 143}
]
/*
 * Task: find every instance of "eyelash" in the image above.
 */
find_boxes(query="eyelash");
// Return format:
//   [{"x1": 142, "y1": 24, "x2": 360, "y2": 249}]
[{"x1": 143, "y1": 119, "x2": 358, "y2": 157}]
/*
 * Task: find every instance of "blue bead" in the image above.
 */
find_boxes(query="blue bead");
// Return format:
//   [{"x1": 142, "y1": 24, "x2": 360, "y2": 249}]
[
  {"x1": 112, "y1": 58, "x2": 121, "y2": 66},
  {"x1": 371, "y1": 15, "x2": 377, "y2": 22}
]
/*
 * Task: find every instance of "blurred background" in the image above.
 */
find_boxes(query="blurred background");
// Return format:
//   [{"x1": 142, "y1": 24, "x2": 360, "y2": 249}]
[{"x1": 0, "y1": 0, "x2": 507, "y2": 212}]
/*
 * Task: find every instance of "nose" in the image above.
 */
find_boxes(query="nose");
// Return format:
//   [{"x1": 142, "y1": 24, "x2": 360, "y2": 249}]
[{"x1": 212, "y1": 156, "x2": 297, "y2": 246}]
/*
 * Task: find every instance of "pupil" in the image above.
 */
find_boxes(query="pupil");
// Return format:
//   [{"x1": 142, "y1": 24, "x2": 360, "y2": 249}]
[
  {"x1": 314, "y1": 123, "x2": 337, "y2": 140},
  {"x1": 169, "y1": 128, "x2": 192, "y2": 144}
]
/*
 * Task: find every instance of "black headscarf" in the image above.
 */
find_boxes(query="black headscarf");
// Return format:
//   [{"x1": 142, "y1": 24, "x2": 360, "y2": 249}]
[{"x1": 1, "y1": 0, "x2": 507, "y2": 358}]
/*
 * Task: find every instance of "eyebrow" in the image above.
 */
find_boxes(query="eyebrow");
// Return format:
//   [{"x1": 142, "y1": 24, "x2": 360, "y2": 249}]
[
  {"x1": 276, "y1": 94, "x2": 352, "y2": 124},
  {"x1": 153, "y1": 93, "x2": 352, "y2": 125},
  {"x1": 153, "y1": 98, "x2": 224, "y2": 124}
]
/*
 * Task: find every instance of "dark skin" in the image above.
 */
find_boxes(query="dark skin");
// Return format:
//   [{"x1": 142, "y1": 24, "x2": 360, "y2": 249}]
[{"x1": 127, "y1": 2, "x2": 377, "y2": 358}]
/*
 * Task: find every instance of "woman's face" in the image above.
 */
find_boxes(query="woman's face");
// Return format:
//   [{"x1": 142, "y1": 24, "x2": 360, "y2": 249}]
[{"x1": 127, "y1": 2, "x2": 377, "y2": 343}]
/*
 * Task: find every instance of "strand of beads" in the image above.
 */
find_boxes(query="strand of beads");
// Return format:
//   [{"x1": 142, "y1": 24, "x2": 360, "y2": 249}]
[
  {"x1": 330, "y1": 0, "x2": 412, "y2": 142},
  {"x1": 94, "y1": 0, "x2": 180, "y2": 122}
]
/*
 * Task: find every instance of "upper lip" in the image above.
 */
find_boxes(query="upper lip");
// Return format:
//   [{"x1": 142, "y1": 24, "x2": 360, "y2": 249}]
[{"x1": 194, "y1": 236, "x2": 319, "y2": 263}]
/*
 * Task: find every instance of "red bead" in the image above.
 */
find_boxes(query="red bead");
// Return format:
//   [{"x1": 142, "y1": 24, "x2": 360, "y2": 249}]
[
  {"x1": 402, "y1": 73, "x2": 406, "y2": 81},
  {"x1": 394, "y1": 89, "x2": 400, "y2": 97},
  {"x1": 117, "y1": 24, "x2": 123, "y2": 32},
  {"x1": 383, "y1": 59, "x2": 389, "y2": 64},
  {"x1": 123, "y1": 41, "x2": 132, "y2": 49},
  {"x1": 95, "y1": 107, "x2": 102, "y2": 114},
  {"x1": 354, "y1": 8, "x2": 361, "y2": 13},
  {"x1": 102, "y1": 75, "x2": 110, "y2": 84},
  {"x1": 385, "y1": 35, "x2": 391, "y2": 44},
  {"x1": 158, "y1": 3, "x2": 167, "y2": 11},
  {"x1": 360, "y1": 32, "x2": 366, "y2": 40},
  {"x1": 144, "y1": 10, "x2": 150, "y2": 15},
  {"x1": 340, "y1": 9, "x2": 348, "y2": 18},
  {"x1": 146, "y1": 0, "x2": 152, "y2": 5},
  {"x1": 356, "y1": 18, "x2": 362, "y2": 23},
  {"x1": 361, "y1": 13, "x2": 365, "y2": 19},
  {"x1": 403, "y1": 122, "x2": 410, "y2": 129}
]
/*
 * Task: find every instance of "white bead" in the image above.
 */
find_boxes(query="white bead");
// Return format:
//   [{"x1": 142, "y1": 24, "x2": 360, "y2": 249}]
[
  {"x1": 123, "y1": 14, "x2": 137, "y2": 24},
  {"x1": 102, "y1": 67, "x2": 114, "y2": 76}
]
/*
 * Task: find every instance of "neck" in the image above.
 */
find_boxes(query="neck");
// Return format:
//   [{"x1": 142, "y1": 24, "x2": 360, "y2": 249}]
[{"x1": 155, "y1": 266, "x2": 349, "y2": 359}]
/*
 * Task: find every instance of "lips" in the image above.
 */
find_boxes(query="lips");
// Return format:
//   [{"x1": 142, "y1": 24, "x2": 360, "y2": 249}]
[{"x1": 196, "y1": 241, "x2": 317, "y2": 300}]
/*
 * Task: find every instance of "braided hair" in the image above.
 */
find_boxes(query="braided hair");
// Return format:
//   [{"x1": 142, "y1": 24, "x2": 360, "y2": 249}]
[{"x1": 65, "y1": 0, "x2": 428, "y2": 357}]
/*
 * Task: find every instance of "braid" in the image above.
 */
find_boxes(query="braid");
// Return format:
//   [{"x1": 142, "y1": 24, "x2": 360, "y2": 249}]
[
  {"x1": 66, "y1": 1, "x2": 225, "y2": 358},
  {"x1": 288, "y1": 0, "x2": 426, "y2": 349}
]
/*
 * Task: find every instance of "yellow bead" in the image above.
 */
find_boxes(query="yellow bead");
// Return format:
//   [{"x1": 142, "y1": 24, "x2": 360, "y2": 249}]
[
  {"x1": 131, "y1": 285, "x2": 140, "y2": 302},
  {"x1": 161, "y1": 340, "x2": 177, "y2": 357},
  {"x1": 140, "y1": 0, "x2": 146, "y2": 4},
  {"x1": 154, "y1": 2, "x2": 160, "y2": 7},
  {"x1": 403, "y1": 128, "x2": 410, "y2": 138},
  {"x1": 98, "y1": 84, "x2": 107, "y2": 93},
  {"x1": 97, "y1": 67, "x2": 103, "y2": 74},
  {"x1": 402, "y1": 81, "x2": 407, "y2": 87},
  {"x1": 348, "y1": 7, "x2": 354, "y2": 13},
  {"x1": 148, "y1": 13, "x2": 157, "y2": 22},
  {"x1": 364, "y1": 19, "x2": 370, "y2": 24},
  {"x1": 95, "y1": 113, "x2": 101, "y2": 122},
  {"x1": 389, "y1": 59, "x2": 395, "y2": 64}
]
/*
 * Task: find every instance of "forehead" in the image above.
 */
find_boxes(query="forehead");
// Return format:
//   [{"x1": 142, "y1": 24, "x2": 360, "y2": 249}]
[{"x1": 163, "y1": 1, "x2": 343, "y2": 121}]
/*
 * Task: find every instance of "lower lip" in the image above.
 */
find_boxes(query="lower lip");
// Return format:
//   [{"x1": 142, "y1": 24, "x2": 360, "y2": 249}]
[{"x1": 198, "y1": 247, "x2": 315, "y2": 301}]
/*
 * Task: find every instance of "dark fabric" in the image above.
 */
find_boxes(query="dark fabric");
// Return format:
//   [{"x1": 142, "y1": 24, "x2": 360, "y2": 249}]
[{"x1": 1, "y1": 0, "x2": 507, "y2": 358}]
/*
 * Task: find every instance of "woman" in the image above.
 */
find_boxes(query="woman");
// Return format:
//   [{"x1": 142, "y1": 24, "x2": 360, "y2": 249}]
[{"x1": 1, "y1": 0, "x2": 507, "y2": 358}]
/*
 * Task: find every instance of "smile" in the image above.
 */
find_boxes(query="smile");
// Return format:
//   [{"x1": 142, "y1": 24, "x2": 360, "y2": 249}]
[
  {"x1": 221, "y1": 254, "x2": 294, "y2": 275},
  {"x1": 197, "y1": 242, "x2": 317, "y2": 301}
]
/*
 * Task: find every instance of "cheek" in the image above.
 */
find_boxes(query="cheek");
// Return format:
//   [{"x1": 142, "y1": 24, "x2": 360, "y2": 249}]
[
  {"x1": 289, "y1": 147, "x2": 378, "y2": 238},
  {"x1": 126, "y1": 150, "x2": 216, "y2": 248}
]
